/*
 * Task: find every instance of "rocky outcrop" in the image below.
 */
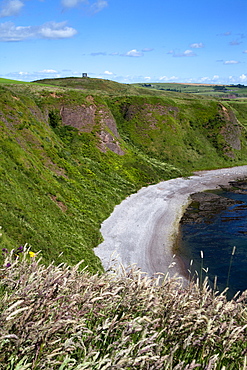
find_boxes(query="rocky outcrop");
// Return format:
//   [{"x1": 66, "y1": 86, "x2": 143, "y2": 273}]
[
  {"x1": 219, "y1": 104, "x2": 241, "y2": 157},
  {"x1": 60, "y1": 98, "x2": 125, "y2": 155},
  {"x1": 60, "y1": 105, "x2": 96, "y2": 132},
  {"x1": 180, "y1": 178, "x2": 247, "y2": 225},
  {"x1": 180, "y1": 191, "x2": 243, "y2": 224}
]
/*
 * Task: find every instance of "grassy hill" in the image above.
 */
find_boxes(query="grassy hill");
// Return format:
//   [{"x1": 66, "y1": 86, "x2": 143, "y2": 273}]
[
  {"x1": 0, "y1": 77, "x2": 247, "y2": 272},
  {"x1": 0, "y1": 78, "x2": 31, "y2": 85}
]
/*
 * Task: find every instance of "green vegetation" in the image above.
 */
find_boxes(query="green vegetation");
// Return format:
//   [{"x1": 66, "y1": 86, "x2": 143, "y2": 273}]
[
  {"x1": 0, "y1": 78, "x2": 30, "y2": 85},
  {"x1": 0, "y1": 81, "x2": 182, "y2": 272},
  {"x1": 0, "y1": 250, "x2": 246, "y2": 369},
  {"x1": 106, "y1": 95, "x2": 247, "y2": 171},
  {"x1": 0, "y1": 77, "x2": 247, "y2": 369},
  {"x1": 33, "y1": 77, "x2": 151, "y2": 96},
  {"x1": 0, "y1": 77, "x2": 247, "y2": 273}
]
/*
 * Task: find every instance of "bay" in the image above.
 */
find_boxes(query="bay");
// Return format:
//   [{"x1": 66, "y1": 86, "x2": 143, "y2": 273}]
[{"x1": 178, "y1": 184, "x2": 247, "y2": 299}]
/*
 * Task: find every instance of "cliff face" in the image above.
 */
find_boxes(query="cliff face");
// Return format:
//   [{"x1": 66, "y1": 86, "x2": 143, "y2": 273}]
[
  {"x1": 55, "y1": 95, "x2": 244, "y2": 162},
  {"x1": 59, "y1": 98, "x2": 125, "y2": 155},
  {"x1": 106, "y1": 96, "x2": 245, "y2": 169},
  {"x1": 0, "y1": 83, "x2": 246, "y2": 271},
  {"x1": 219, "y1": 103, "x2": 241, "y2": 153}
]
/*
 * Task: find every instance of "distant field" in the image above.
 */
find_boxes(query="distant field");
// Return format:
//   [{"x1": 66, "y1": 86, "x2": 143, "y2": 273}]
[{"x1": 133, "y1": 82, "x2": 247, "y2": 98}]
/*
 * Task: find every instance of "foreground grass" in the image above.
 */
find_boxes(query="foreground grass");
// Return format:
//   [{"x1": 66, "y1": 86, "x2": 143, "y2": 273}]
[{"x1": 0, "y1": 249, "x2": 246, "y2": 369}]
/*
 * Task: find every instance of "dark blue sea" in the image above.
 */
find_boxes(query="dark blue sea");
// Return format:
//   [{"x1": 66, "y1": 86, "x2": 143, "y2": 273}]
[{"x1": 178, "y1": 187, "x2": 247, "y2": 299}]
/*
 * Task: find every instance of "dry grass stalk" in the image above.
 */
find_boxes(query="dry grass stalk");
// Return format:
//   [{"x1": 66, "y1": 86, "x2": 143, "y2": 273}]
[{"x1": 0, "y1": 249, "x2": 246, "y2": 369}]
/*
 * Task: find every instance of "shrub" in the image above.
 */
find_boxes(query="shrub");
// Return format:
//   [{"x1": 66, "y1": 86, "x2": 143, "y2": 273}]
[{"x1": 49, "y1": 110, "x2": 61, "y2": 128}]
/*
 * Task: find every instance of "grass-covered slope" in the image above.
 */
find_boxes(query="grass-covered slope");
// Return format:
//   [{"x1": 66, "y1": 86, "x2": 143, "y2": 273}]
[
  {"x1": 0, "y1": 83, "x2": 181, "y2": 272},
  {"x1": 106, "y1": 95, "x2": 247, "y2": 171},
  {"x1": 0, "y1": 78, "x2": 31, "y2": 85},
  {"x1": 0, "y1": 78, "x2": 247, "y2": 272}
]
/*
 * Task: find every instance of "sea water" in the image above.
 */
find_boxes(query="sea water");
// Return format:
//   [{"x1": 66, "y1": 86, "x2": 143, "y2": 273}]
[{"x1": 178, "y1": 188, "x2": 247, "y2": 299}]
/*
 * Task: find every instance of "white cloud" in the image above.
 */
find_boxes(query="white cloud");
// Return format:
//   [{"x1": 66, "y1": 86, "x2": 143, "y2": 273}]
[
  {"x1": 4, "y1": 69, "x2": 62, "y2": 81},
  {"x1": 190, "y1": 42, "x2": 204, "y2": 49},
  {"x1": 239, "y1": 74, "x2": 247, "y2": 82},
  {"x1": 243, "y1": 50, "x2": 247, "y2": 54},
  {"x1": 0, "y1": 22, "x2": 34, "y2": 41},
  {"x1": 18, "y1": 71, "x2": 28, "y2": 75},
  {"x1": 168, "y1": 49, "x2": 196, "y2": 57},
  {"x1": 103, "y1": 70, "x2": 113, "y2": 75},
  {"x1": 39, "y1": 69, "x2": 58, "y2": 73},
  {"x1": 61, "y1": 0, "x2": 86, "y2": 8},
  {"x1": 142, "y1": 48, "x2": 154, "y2": 52},
  {"x1": 223, "y1": 60, "x2": 240, "y2": 64},
  {"x1": 90, "y1": 0, "x2": 108, "y2": 13},
  {"x1": 125, "y1": 49, "x2": 143, "y2": 57},
  {"x1": 90, "y1": 51, "x2": 106, "y2": 56},
  {"x1": 183, "y1": 49, "x2": 196, "y2": 56},
  {"x1": 191, "y1": 75, "x2": 246, "y2": 85},
  {"x1": 0, "y1": 21, "x2": 77, "y2": 41},
  {"x1": 104, "y1": 74, "x2": 246, "y2": 85},
  {"x1": 0, "y1": 0, "x2": 24, "y2": 17},
  {"x1": 159, "y1": 75, "x2": 179, "y2": 81},
  {"x1": 61, "y1": 0, "x2": 108, "y2": 13},
  {"x1": 39, "y1": 22, "x2": 77, "y2": 39}
]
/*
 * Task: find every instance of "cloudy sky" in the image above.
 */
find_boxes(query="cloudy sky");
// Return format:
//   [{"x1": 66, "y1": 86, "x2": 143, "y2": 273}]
[{"x1": 0, "y1": 0, "x2": 246, "y2": 84}]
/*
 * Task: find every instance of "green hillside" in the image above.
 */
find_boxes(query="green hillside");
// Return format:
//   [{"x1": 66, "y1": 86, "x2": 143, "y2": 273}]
[
  {"x1": 0, "y1": 77, "x2": 247, "y2": 271},
  {"x1": 0, "y1": 78, "x2": 30, "y2": 85}
]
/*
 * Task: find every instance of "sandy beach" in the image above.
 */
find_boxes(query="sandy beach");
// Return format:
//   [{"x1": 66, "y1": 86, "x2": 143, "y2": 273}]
[{"x1": 94, "y1": 165, "x2": 247, "y2": 280}]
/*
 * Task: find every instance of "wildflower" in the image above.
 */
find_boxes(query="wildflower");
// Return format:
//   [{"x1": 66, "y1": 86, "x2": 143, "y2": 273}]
[
  {"x1": 2, "y1": 248, "x2": 8, "y2": 254},
  {"x1": 29, "y1": 251, "x2": 36, "y2": 258},
  {"x1": 16, "y1": 246, "x2": 24, "y2": 253},
  {"x1": 6, "y1": 263, "x2": 11, "y2": 268}
]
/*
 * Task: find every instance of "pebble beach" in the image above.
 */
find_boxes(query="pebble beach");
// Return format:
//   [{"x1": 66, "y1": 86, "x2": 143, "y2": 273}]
[{"x1": 94, "y1": 165, "x2": 247, "y2": 281}]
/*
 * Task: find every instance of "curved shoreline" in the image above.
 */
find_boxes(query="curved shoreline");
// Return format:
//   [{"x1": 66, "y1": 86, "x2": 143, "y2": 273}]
[{"x1": 94, "y1": 166, "x2": 247, "y2": 280}]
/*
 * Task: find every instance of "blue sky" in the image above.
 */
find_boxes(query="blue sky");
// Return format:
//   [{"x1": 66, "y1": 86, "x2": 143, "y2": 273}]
[{"x1": 0, "y1": 0, "x2": 247, "y2": 84}]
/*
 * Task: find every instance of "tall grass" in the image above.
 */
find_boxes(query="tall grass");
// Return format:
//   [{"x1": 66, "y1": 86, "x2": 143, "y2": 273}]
[
  {"x1": 0, "y1": 248, "x2": 246, "y2": 369},
  {"x1": 226, "y1": 246, "x2": 236, "y2": 290}
]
